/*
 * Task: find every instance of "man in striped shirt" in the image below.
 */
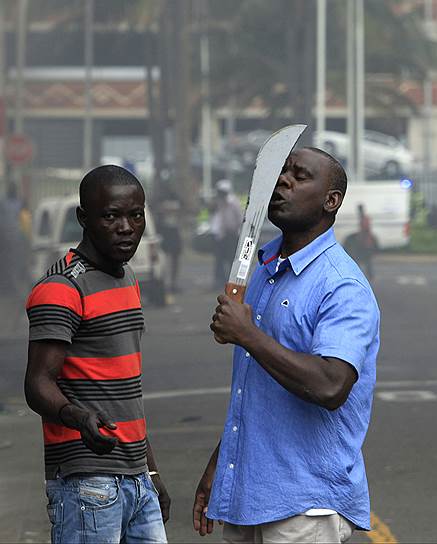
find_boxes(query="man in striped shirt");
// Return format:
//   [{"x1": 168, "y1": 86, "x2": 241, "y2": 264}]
[{"x1": 25, "y1": 165, "x2": 169, "y2": 543}]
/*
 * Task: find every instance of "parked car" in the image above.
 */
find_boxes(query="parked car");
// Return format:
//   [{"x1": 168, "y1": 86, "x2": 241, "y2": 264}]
[
  {"x1": 313, "y1": 130, "x2": 414, "y2": 177},
  {"x1": 31, "y1": 195, "x2": 166, "y2": 305}
]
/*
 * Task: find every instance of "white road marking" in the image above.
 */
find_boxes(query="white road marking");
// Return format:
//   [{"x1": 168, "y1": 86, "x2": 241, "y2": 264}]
[
  {"x1": 376, "y1": 379, "x2": 437, "y2": 388},
  {"x1": 143, "y1": 380, "x2": 437, "y2": 401},
  {"x1": 395, "y1": 275, "x2": 427, "y2": 286},
  {"x1": 143, "y1": 386, "x2": 230, "y2": 400},
  {"x1": 376, "y1": 390, "x2": 437, "y2": 402}
]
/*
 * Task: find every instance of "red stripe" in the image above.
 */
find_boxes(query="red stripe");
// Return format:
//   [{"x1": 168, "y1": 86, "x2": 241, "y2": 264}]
[
  {"x1": 61, "y1": 353, "x2": 142, "y2": 380},
  {"x1": 43, "y1": 418, "x2": 147, "y2": 445},
  {"x1": 263, "y1": 253, "x2": 279, "y2": 265},
  {"x1": 65, "y1": 251, "x2": 74, "y2": 266},
  {"x1": 83, "y1": 285, "x2": 141, "y2": 319},
  {"x1": 26, "y1": 282, "x2": 82, "y2": 315}
]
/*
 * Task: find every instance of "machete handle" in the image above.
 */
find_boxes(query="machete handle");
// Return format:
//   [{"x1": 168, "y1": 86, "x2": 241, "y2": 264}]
[{"x1": 225, "y1": 282, "x2": 246, "y2": 304}]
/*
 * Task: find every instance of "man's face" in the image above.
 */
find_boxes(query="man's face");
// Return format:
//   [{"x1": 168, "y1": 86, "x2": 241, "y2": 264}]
[
  {"x1": 80, "y1": 183, "x2": 145, "y2": 264},
  {"x1": 268, "y1": 148, "x2": 332, "y2": 233}
]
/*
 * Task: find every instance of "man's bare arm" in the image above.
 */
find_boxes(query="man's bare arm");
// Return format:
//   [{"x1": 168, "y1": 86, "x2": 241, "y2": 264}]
[
  {"x1": 25, "y1": 340, "x2": 118, "y2": 454},
  {"x1": 210, "y1": 295, "x2": 357, "y2": 410},
  {"x1": 145, "y1": 437, "x2": 171, "y2": 523},
  {"x1": 193, "y1": 441, "x2": 221, "y2": 536}
]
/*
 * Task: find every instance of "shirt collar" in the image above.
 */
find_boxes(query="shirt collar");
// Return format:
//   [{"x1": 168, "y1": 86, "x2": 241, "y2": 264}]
[{"x1": 258, "y1": 226, "x2": 337, "y2": 276}]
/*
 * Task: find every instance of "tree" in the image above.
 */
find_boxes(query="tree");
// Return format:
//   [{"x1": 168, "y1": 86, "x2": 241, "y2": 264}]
[{"x1": 194, "y1": 0, "x2": 437, "y2": 136}]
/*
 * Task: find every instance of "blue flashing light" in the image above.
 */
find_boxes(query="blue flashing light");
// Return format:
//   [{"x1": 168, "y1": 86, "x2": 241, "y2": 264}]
[{"x1": 400, "y1": 178, "x2": 413, "y2": 190}]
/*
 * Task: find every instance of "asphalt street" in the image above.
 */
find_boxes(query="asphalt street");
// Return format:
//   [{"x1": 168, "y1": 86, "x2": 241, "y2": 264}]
[{"x1": 0, "y1": 250, "x2": 436, "y2": 543}]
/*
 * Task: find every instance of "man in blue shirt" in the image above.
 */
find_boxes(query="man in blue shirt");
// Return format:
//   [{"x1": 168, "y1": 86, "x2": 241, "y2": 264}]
[{"x1": 193, "y1": 147, "x2": 380, "y2": 543}]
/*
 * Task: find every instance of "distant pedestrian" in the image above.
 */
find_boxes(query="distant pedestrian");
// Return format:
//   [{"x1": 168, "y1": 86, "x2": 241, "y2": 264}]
[
  {"x1": 156, "y1": 187, "x2": 183, "y2": 294},
  {"x1": 193, "y1": 148, "x2": 380, "y2": 543},
  {"x1": 210, "y1": 179, "x2": 243, "y2": 288},
  {"x1": 0, "y1": 184, "x2": 29, "y2": 296},
  {"x1": 25, "y1": 165, "x2": 169, "y2": 543},
  {"x1": 345, "y1": 203, "x2": 377, "y2": 281},
  {"x1": 428, "y1": 204, "x2": 437, "y2": 229}
]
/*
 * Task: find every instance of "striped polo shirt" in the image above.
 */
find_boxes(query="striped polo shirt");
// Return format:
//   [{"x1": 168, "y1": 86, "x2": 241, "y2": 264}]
[{"x1": 26, "y1": 250, "x2": 147, "y2": 479}]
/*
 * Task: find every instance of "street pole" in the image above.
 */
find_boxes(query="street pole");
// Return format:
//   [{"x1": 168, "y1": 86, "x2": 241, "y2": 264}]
[
  {"x1": 199, "y1": 1, "x2": 212, "y2": 201},
  {"x1": 15, "y1": 0, "x2": 28, "y2": 136},
  {"x1": 423, "y1": 0, "x2": 434, "y2": 204},
  {"x1": 14, "y1": 0, "x2": 29, "y2": 200},
  {"x1": 347, "y1": 0, "x2": 365, "y2": 182},
  {"x1": 316, "y1": 0, "x2": 326, "y2": 137},
  {"x1": 0, "y1": 1, "x2": 6, "y2": 192},
  {"x1": 83, "y1": 0, "x2": 94, "y2": 172},
  {"x1": 356, "y1": 0, "x2": 365, "y2": 182}
]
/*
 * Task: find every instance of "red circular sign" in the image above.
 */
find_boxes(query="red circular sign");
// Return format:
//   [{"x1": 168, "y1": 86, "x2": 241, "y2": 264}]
[{"x1": 5, "y1": 134, "x2": 34, "y2": 165}]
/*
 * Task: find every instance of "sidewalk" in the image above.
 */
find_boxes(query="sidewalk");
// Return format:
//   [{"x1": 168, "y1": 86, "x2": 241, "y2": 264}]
[{"x1": 0, "y1": 406, "x2": 49, "y2": 543}]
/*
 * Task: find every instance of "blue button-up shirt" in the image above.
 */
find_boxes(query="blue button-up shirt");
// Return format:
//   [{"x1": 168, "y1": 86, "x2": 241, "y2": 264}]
[{"x1": 207, "y1": 227, "x2": 380, "y2": 530}]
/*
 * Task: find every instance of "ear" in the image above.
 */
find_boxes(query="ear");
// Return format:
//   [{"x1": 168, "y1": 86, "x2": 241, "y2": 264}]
[
  {"x1": 76, "y1": 206, "x2": 87, "y2": 229},
  {"x1": 324, "y1": 189, "x2": 344, "y2": 215}
]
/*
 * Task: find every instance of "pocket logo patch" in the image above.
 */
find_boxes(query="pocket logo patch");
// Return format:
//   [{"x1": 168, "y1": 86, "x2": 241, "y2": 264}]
[{"x1": 281, "y1": 299, "x2": 289, "y2": 307}]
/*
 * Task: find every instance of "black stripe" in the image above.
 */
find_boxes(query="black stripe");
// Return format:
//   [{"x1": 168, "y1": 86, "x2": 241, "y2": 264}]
[
  {"x1": 46, "y1": 452, "x2": 147, "y2": 465},
  {"x1": 81, "y1": 309, "x2": 143, "y2": 326},
  {"x1": 45, "y1": 450, "x2": 147, "y2": 465},
  {"x1": 44, "y1": 440, "x2": 147, "y2": 456},
  {"x1": 45, "y1": 439, "x2": 146, "y2": 453},
  {"x1": 45, "y1": 441, "x2": 147, "y2": 465},
  {"x1": 78, "y1": 316, "x2": 144, "y2": 334},
  {"x1": 58, "y1": 376, "x2": 141, "y2": 387},
  {"x1": 85, "y1": 307, "x2": 143, "y2": 323},
  {"x1": 28, "y1": 304, "x2": 81, "y2": 321},
  {"x1": 75, "y1": 323, "x2": 144, "y2": 338},
  {"x1": 58, "y1": 391, "x2": 142, "y2": 401}
]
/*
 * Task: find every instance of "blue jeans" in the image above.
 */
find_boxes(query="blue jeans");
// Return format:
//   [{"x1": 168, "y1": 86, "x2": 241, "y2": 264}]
[{"x1": 46, "y1": 472, "x2": 167, "y2": 544}]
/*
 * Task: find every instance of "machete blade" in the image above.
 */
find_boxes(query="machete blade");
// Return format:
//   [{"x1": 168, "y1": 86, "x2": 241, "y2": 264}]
[{"x1": 226, "y1": 124, "x2": 307, "y2": 302}]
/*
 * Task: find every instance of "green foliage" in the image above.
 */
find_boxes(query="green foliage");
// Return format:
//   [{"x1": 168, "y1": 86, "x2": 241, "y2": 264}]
[
  {"x1": 408, "y1": 225, "x2": 437, "y2": 253},
  {"x1": 202, "y1": 0, "x2": 437, "y2": 119}
]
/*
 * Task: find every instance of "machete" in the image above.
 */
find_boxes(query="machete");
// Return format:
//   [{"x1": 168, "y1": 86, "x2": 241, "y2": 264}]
[{"x1": 224, "y1": 124, "x2": 307, "y2": 303}]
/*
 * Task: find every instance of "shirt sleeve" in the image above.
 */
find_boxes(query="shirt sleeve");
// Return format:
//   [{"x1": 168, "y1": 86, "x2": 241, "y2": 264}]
[
  {"x1": 26, "y1": 276, "x2": 83, "y2": 343},
  {"x1": 310, "y1": 278, "x2": 379, "y2": 376}
]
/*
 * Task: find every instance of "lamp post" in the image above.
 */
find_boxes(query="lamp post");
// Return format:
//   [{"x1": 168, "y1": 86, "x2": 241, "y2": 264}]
[
  {"x1": 83, "y1": 0, "x2": 94, "y2": 172},
  {"x1": 316, "y1": 0, "x2": 326, "y2": 137},
  {"x1": 347, "y1": 0, "x2": 365, "y2": 182}
]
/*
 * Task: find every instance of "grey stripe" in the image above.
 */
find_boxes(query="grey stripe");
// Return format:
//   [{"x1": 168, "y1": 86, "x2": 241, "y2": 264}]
[
  {"x1": 67, "y1": 330, "x2": 142, "y2": 359},
  {"x1": 59, "y1": 397, "x2": 145, "y2": 423},
  {"x1": 73, "y1": 267, "x2": 137, "y2": 296}
]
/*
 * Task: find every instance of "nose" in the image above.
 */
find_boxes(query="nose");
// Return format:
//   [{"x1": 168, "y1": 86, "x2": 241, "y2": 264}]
[
  {"x1": 117, "y1": 216, "x2": 134, "y2": 234},
  {"x1": 276, "y1": 172, "x2": 293, "y2": 188}
]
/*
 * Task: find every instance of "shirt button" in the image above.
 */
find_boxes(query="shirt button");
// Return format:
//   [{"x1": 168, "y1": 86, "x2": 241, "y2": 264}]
[
  {"x1": 237, "y1": 388, "x2": 242, "y2": 395},
  {"x1": 256, "y1": 314, "x2": 261, "y2": 321},
  {"x1": 269, "y1": 278, "x2": 275, "y2": 284},
  {"x1": 232, "y1": 426, "x2": 238, "y2": 432},
  {"x1": 229, "y1": 463, "x2": 234, "y2": 469},
  {"x1": 245, "y1": 352, "x2": 250, "y2": 358}
]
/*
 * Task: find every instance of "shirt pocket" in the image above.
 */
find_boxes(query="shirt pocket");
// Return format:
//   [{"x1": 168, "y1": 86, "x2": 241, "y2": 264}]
[{"x1": 274, "y1": 301, "x2": 314, "y2": 352}]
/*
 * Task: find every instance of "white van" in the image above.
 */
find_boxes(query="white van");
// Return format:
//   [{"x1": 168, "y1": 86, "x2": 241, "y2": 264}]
[
  {"x1": 31, "y1": 195, "x2": 167, "y2": 305},
  {"x1": 334, "y1": 182, "x2": 411, "y2": 249}
]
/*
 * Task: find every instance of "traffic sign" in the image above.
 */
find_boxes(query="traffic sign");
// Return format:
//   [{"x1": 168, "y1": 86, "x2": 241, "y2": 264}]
[{"x1": 5, "y1": 134, "x2": 34, "y2": 166}]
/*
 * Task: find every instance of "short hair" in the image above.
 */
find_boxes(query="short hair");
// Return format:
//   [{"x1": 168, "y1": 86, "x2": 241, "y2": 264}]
[
  {"x1": 304, "y1": 147, "x2": 348, "y2": 196},
  {"x1": 79, "y1": 165, "x2": 144, "y2": 209}
]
